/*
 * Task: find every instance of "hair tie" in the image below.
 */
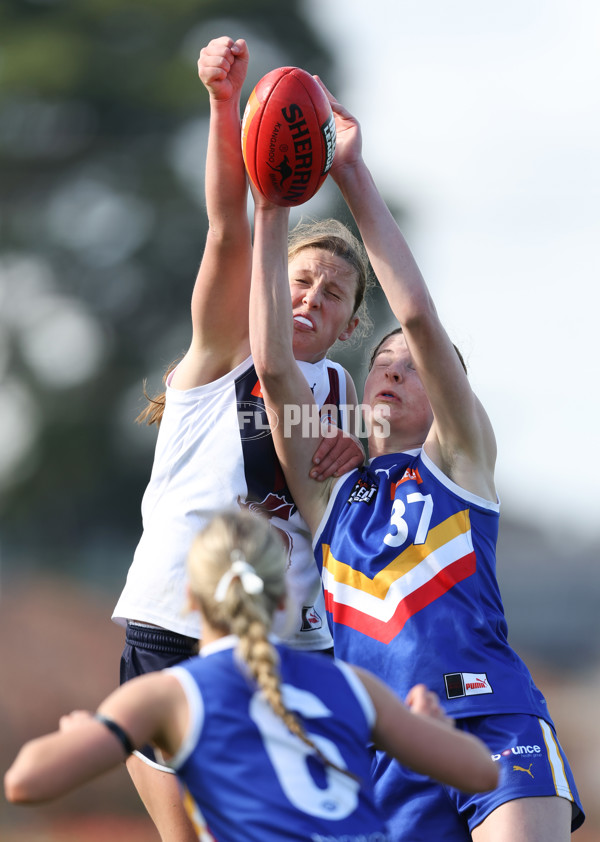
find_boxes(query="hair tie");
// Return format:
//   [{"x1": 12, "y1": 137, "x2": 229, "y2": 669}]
[{"x1": 214, "y1": 550, "x2": 264, "y2": 603}]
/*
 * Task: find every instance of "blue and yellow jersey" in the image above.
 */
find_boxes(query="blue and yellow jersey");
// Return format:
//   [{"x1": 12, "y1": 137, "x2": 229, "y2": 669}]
[{"x1": 314, "y1": 448, "x2": 551, "y2": 721}]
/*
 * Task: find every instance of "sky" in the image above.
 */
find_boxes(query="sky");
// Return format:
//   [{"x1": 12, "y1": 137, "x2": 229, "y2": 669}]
[{"x1": 305, "y1": 0, "x2": 600, "y2": 542}]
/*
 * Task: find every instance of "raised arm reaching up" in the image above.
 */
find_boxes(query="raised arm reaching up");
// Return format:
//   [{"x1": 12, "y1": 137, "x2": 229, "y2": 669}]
[
  {"x1": 320, "y1": 81, "x2": 496, "y2": 500},
  {"x1": 248, "y1": 192, "x2": 363, "y2": 534},
  {"x1": 173, "y1": 37, "x2": 252, "y2": 389}
]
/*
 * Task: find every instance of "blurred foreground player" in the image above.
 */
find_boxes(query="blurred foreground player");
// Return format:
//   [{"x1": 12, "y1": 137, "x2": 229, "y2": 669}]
[{"x1": 6, "y1": 509, "x2": 498, "y2": 842}]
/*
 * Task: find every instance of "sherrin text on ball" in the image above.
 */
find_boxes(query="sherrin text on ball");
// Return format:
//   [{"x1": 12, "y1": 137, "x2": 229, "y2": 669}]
[{"x1": 242, "y1": 66, "x2": 336, "y2": 207}]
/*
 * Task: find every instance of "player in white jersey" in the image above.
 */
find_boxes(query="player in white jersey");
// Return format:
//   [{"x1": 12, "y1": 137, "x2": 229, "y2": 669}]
[
  {"x1": 6, "y1": 509, "x2": 499, "y2": 842},
  {"x1": 111, "y1": 37, "x2": 369, "y2": 841}
]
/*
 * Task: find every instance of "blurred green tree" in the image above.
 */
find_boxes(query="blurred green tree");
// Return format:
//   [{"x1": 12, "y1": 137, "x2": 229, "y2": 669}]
[{"x1": 0, "y1": 0, "x2": 347, "y2": 584}]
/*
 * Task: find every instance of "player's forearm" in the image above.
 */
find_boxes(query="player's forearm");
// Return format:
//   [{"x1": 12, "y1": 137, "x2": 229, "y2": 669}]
[
  {"x1": 205, "y1": 98, "x2": 249, "y2": 237},
  {"x1": 249, "y1": 204, "x2": 294, "y2": 384},
  {"x1": 334, "y1": 159, "x2": 432, "y2": 327},
  {"x1": 4, "y1": 728, "x2": 123, "y2": 803}
]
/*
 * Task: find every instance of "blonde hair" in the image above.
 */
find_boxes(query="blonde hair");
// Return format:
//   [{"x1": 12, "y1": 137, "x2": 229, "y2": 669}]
[{"x1": 187, "y1": 509, "x2": 354, "y2": 780}]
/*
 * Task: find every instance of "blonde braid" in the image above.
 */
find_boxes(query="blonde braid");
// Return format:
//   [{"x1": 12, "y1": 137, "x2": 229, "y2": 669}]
[
  {"x1": 187, "y1": 510, "x2": 358, "y2": 781},
  {"x1": 228, "y1": 581, "x2": 356, "y2": 779}
]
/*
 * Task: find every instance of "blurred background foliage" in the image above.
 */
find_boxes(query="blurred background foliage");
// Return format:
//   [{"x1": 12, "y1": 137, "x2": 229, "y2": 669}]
[{"x1": 1, "y1": 0, "x2": 390, "y2": 587}]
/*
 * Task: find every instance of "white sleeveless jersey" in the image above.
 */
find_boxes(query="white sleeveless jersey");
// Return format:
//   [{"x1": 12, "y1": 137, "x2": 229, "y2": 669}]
[{"x1": 112, "y1": 355, "x2": 347, "y2": 650}]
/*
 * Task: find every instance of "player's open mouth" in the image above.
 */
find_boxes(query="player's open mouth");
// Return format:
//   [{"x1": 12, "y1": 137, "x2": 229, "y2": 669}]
[{"x1": 293, "y1": 315, "x2": 313, "y2": 329}]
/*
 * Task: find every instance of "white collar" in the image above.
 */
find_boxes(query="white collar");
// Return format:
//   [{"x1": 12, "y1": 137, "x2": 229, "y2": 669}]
[
  {"x1": 199, "y1": 632, "x2": 281, "y2": 657},
  {"x1": 199, "y1": 634, "x2": 238, "y2": 657}
]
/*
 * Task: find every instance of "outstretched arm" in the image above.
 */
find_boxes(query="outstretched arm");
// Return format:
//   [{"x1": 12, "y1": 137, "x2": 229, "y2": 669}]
[
  {"x1": 4, "y1": 673, "x2": 187, "y2": 804},
  {"x1": 355, "y1": 668, "x2": 498, "y2": 794},
  {"x1": 172, "y1": 36, "x2": 252, "y2": 389},
  {"x1": 248, "y1": 199, "x2": 334, "y2": 534},
  {"x1": 321, "y1": 80, "x2": 496, "y2": 499}
]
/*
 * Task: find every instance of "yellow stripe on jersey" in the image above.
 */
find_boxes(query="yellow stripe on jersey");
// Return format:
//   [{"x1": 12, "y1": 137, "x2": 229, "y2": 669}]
[{"x1": 321, "y1": 508, "x2": 471, "y2": 599}]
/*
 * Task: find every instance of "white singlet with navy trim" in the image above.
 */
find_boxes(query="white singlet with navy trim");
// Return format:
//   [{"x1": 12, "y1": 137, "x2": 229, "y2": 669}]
[{"x1": 112, "y1": 355, "x2": 347, "y2": 650}]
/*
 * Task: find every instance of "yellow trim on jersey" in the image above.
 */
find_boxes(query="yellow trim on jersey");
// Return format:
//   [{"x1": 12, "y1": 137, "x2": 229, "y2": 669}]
[{"x1": 321, "y1": 508, "x2": 471, "y2": 599}]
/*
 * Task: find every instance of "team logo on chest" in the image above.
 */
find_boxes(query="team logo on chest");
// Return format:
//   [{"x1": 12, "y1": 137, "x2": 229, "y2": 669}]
[
  {"x1": 390, "y1": 466, "x2": 423, "y2": 498},
  {"x1": 300, "y1": 605, "x2": 323, "y2": 631},
  {"x1": 347, "y1": 476, "x2": 378, "y2": 505},
  {"x1": 239, "y1": 493, "x2": 296, "y2": 569}
]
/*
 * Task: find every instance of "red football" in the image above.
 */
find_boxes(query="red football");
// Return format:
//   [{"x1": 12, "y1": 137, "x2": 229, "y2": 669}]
[{"x1": 241, "y1": 66, "x2": 336, "y2": 207}]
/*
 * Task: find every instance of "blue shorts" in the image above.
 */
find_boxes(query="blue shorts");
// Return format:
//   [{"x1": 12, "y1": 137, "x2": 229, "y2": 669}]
[
  {"x1": 119, "y1": 622, "x2": 198, "y2": 771},
  {"x1": 374, "y1": 713, "x2": 584, "y2": 841}
]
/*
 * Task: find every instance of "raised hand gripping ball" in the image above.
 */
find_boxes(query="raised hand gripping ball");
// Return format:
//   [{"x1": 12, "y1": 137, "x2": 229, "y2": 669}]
[{"x1": 241, "y1": 67, "x2": 336, "y2": 207}]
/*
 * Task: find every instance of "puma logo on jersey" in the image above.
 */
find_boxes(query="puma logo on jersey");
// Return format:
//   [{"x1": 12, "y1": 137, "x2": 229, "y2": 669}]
[
  {"x1": 444, "y1": 672, "x2": 493, "y2": 699},
  {"x1": 513, "y1": 763, "x2": 534, "y2": 778}
]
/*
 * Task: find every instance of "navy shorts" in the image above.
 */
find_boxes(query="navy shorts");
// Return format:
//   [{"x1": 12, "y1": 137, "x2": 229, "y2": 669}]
[
  {"x1": 374, "y1": 713, "x2": 584, "y2": 840},
  {"x1": 120, "y1": 622, "x2": 199, "y2": 771}
]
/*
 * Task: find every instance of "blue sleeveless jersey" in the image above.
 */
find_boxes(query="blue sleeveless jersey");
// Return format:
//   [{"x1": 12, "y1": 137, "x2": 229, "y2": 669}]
[
  {"x1": 168, "y1": 638, "x2": 389, "y2": 842},
  {"x1": 313, "y1": 448, "x2": 551, "y2": 722}
]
